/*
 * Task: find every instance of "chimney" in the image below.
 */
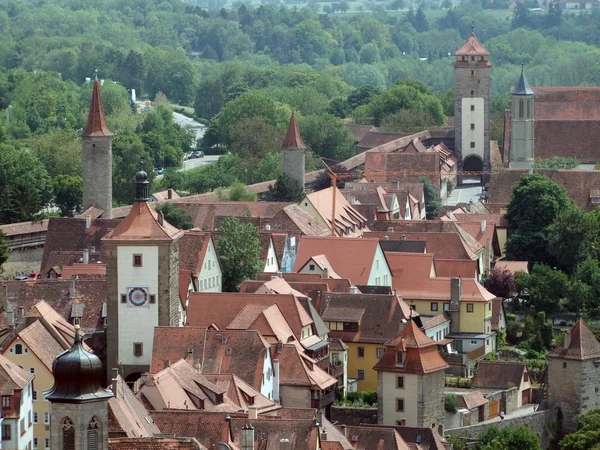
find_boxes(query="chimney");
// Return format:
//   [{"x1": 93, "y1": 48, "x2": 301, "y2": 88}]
[
  {"x1": 7, "y1": 311, "x2": 14, "y2": 327},
  {"x1": 276, "y1": 271, "x2": 282, "y2": 278},
  {"x1": 467, "y1": 200, "x2": 473, "y2": 212},
  {"x1": 349, "y1": 286, "x2": 358, "y2": 294},
  {"x1": 83, "y1": 248, "x2": 89, "y2": 265},
  {"x1": 279, "y1": 438, "x2": 292, "y2": 450},
  {"x1": 248, "y1": 405, "x2": 258, "y2": 420},
  {"x1": 450, "y1": 277, "x2": 461, "y2": 305},
  {"x1": 265, "y1": 224, "x2": 271, "y2": 231},
  {"x1": 18, "y1": 306, "x2": 24, "y2": 322},
  {"x1": 157, "y1": 211, "x2": 164, "y2": 226},
  {"x1": 273, "y1": 359, "x2": 280, "y2": 404},
  {"x1": 111, "y1": 368, "x2": 119, "y2": 397},
  {"x1": 276, "y1": 341, "x2": 283, "y2": 354},
  {"x1": 164, "y1": 360, "x2": 171, "y2": 369},
  {"x1": 402, "y1": 234, "x2": 406, "y2": 240},
  {"x1": 323, "y1": 267, "x2": 329, "y2": 279},
  {"x1": 69, "y1": 279, "x2": 76, "y2": 299},
  {"x1": 341, "y1": 425, "x2": 347, "y2": 439},
  {"x1": 481, "y1": 220, "x2": 487, "y2": 234},
  {"x1": 241, "y1": 423, "x2": 254, "y2": 450},
  {"x1": 320, "y1": 430, "x2": 328, "y2": 442},
  {"x1": 167, "y1": 188, "x2": 173, "y2": 200},
  {"x1": 384, "y1": 235, "x2": 389, "y2": 240},
  {"x1": 85, "y1": 215, "x2": 91, "y2": 229},
  {"x1": 564, "y1": 330, "x2": 572, "y2": 350}
]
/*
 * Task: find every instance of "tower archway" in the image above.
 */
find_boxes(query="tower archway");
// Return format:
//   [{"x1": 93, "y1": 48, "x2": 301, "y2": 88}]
[{"x1": 462, "y1": 155, "x2": 484, "y2": 184}]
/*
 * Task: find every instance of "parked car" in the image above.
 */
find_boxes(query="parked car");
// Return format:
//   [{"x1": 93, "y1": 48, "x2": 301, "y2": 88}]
[
  {"x1": 27, "y1": 272, "x2": 41, "y2": 280},
  {"x1": 154, "y1": 167, "x2": 166, "y2": 175},
  {"x1": 193, "y1": 151, "x2": 204, "y2": 158},
  {"x1": 14, "y1": 275, "x2": 28, "y2": 281}
]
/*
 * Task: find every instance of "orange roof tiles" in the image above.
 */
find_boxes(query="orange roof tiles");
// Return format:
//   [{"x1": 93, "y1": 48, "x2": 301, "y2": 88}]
[
  {"x1": 455, "y1": 32, "x2": 490, "y2": 56},
  {"x1": 494, "y1": 261, "x2": 529, "y2": 275},
  {"x1": 472, "y1": 361, "x2": 527, "y2": 389},
  {"x1": 178, "y1": 231, "x2": 212, "y2": 278},
  {"x1": 459, "y1": 391, "x2": 489, "y2": 410},
  {"x1": 274, "y1": 344, "x2": 337, "y2": 390},
  {"x1": 61, "y1": 263, "x2": 106, "y2": 279},
  {"x1": 433, "y1": 259, "x2": 478, "y2": 279},
  {"x1": 149, "y1": 411, "x2": 233, "y2": 450},
  {"x1": 548, "y1": 319, "x2": 600, "y2": 360},
  {"x1": 281, "y1": 113, "x2": 306, "y2": 150},
  {"x1": 109, "y1": 375, "x2": 160, "y2": 438},
  {"x1": 398, "y1": 277, "x2": 495, "y2": 302},
  {"x1": 0, "y1": 353, "x2": 34, "y2": 392},
  {"x1": 304, "y1": 187, "x2": 368, "y2": 237},
  {"x1": 83, "y1": 78, "x2": 112, "y2": 137},
  {"x1": 342, "y1": 426, "x2": 411, "y2": 450},
  {"x1": 374, "y1": 321, "x2": 449, "y2": 374},
  {"x1": 105, "y1": 201, "x2": 182, "y2": 241},
  {"x1": 108, "y1": 437, "x2": 206, "y2": 450},
  {"x1": 293, "y1": 236, "x2": 383, "y2": 285}
]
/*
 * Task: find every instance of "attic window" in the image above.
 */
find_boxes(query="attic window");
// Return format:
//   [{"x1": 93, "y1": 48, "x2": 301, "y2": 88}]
[
  {"x1": 309, "y1": 264, "x2": 315, "y2": 271},
  {"x1": 395, "y1": 351, "x2": 406, "y2": 368},
  {"x1": 187, "y1": 349, "x2": 194, "y2": 356},
  {"x1": 226, "y1": 347, "x2": 232, "y2": 355},
  {"x1": 471, "y1": 70, "x2": 475, "y2": 76},
  {"x1": 221, "y1": 336, "x2": 228, "y2": 344}
]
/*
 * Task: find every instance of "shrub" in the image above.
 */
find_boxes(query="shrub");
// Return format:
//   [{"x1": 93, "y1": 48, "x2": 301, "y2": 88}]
[{"x1": 445, "y1": 394, "x2": 459, "y2": 413}]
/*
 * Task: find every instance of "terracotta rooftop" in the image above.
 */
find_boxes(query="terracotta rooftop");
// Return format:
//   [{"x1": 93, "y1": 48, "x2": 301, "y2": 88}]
[
  {"x1": 374, "y1": 320, "x2": 450, "y2": 374},
  {"x1": 151, "y1": 189, "x2": 181, "y2": 202},
  {"x1": 273, "y1": 343, "x2": 337, "y2": 390},
  {"x1": 341, "y1": 425, "x2": 410, "y2": 450},
  {"x1": 397, "y1": 277, "x2": 495, "y2": 303},
  {"x1": 493, "y1": 261, "x2": 529, "y2": 275},
  {"x1": 347, "y1": 124, "x2": 376, "y2": 142},
  {"x1": 82, "y1": 78, "x2": 112, "y2": 137},
  {"x1": 108, "y1": 437, "x2": 206, "y2": 450},
  {"x1": 293, "y1": 236, "x2": 384, "y2": 285},
  {"x1": 455, "y1": 32, "x2": 490, "y2": 56},
  {"x1": 459, "y1": 390, "x2": 489, "y2": 410},
  {"x1": 104, "y1": 201, "x2": 182, "y2": 242},
  {"x1": 433, "y1": 259, "x2": 478, "y2": 279},
  {"x1": 357, "y1": 131, "x2": 406, "y2": 150},
  {"x1": 281, "y1": 113, "x2": 306, "y2": 150},
  {"x1": 229, "y1": 416, "x2": 319, "y2": 450},
  {"x1": 149, "y1": 411, "x2": 234, "y2": 450},
  {"x1": 61, "y1": 263, "x2": 106, "y2": 279},
  {"x1": 109, "y1": 374, "x2": 160, "y2": 438},
  {"x1": 472, "y1": 361, "x2": 527, "y2": 389},
  {"x1": 386, "y1": 252, "x2": 436, "y2": 288},
  {"x1": 548, "y1": 319, "x2": 600, "y2": 360},
  {"x1": 303, "y1": 187, "x2": 368, "y2": 237},
  {"x1": 0, "y1": 353, "x2": 34, "y2": 393},
  {"x1": 267, "y1": 205, "x2": 331, "y2": 236},
  {"x1": 0, "y1": 219, "x2": 48, "y2": 237},
  {"x1": 178, "y1": 231, "x2": 212, "y2": 278},
  {"x1": 320, "y1": 292, "x2": 414, "y2": 344},
  {"x1": 364, "y1": 152, "x2": 442, "y2": 188}
]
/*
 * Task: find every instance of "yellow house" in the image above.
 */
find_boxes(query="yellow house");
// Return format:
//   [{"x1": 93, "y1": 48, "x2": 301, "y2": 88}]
[
  {"x1": 321, "y1": 292, "x2": 413, "y2": 392},
  {"x1": 3, "y1": 301, "x2": 87, "y2": 448}
]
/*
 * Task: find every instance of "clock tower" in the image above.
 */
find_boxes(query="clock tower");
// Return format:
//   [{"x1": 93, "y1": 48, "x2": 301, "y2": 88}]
[{"x1": 102, "y1": 171, "x2": 183, "y2": 381}]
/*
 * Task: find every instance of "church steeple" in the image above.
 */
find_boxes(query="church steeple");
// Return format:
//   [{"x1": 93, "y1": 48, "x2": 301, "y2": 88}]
[
  {"x1": 512, "y1": 64, "x2": 534, "y2": 96},
  {"x1": 509, "y1": 64, "x2": 535, "y2": 169},
  {"x1": 83, "y1": 70, "x2": 112, "y2": 137}
]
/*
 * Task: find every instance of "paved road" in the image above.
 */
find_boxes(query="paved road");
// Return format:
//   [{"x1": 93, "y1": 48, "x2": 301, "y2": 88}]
[
  {"x1": 183, "y1": 155, "x2": 220, "y2": 171},
  {"x1": 444, "y1": 178, "x2": 484, "y2": 207}
]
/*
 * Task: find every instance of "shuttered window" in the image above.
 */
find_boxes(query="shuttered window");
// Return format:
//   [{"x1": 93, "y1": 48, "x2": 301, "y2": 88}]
[{"x1": 62, "y1": 418, "x2": 75, "y2": 450}]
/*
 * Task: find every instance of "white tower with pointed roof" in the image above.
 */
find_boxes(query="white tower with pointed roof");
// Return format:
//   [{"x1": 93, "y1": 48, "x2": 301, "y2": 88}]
[
  {"x1": 509, "y1": 65, "x2": 535, "y2": 168},
  {"x1": 281, "y1": 113, "x2": 306, "y2": 193}
]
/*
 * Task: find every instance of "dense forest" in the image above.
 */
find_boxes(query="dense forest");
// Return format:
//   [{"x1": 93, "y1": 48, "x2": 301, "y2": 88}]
[{"x1": 1, "y1": 0, "x2": 600, "y2": 223}]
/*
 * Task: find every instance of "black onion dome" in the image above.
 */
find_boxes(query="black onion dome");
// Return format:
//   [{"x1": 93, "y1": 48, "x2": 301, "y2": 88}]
[
  {"x1": 45, "y1": 327, "x2": 113, "y2": 403},
  {"x1": 135, "y1": 170, "x2": 148, "y2": 183}
]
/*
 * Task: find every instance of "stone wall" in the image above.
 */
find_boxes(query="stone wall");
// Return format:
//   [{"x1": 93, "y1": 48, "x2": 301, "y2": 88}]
[
  {"x1": 446, "y1": 408, "x2": 557, "y2": 450},
  {"x1": 484, "y1": 387, "x2": 519, "y2": 414},
  {"x1": 82, "y1": 136, "x2": 113, "y2": 218},
  {"x1": 548, "y1": 357, "x2": 581, "y2": 433},
  {"x1": 419, "y1": 370, "x2": 446, "y2": 430},
  {"x1": 331, "y1": 406, "x2": 378, "y2": 426}
]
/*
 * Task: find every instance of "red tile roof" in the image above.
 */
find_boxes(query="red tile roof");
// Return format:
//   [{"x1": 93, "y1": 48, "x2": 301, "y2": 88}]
[
  {"x1": 398, "y1": 277, "x2": 494, "y2": 303},
  {"x1": 548, "y1": 319, "x2": 600, "y2": 360},
  {"x1": 229, "y1": 416, "x2": 319, "y2": 450},
  {"x1": 273, "y1": 344, "x2": 337, "y2": 390},
  {"x1": 0, "y1": 220, "x2": 48, "y2": 237},
  {"x1": 373, "y1": 321, "x2": 450, "y2": 374},
  {"x1": 472, "y1": 361, "x2": 527, "y2": 390},
  {"x1": 108, "y1": 437, "x2": 206, "y2": 450},
  {"x1": 0, "y1": 353, "x2": 34, "y2": 391},
  {"x1": 364, "y1": 152, "x2": 442, "y2": 188},
  {"x1": 61, "y1": 263, "x2": 106, "y2": 279},
  {"x1": 178, "y1": 231, "x2": 212, "y2": 278},
  {"x1": 304, "y1": 188, "x2": 368, "y2": 237},
  {"x1": 293, "y1": 236, "x2": 383, "y2": 285},
  {"x1": 455, "y1": 32, "x2": 490, "y2": 56},
  {"x1": 281, "y1": 113, "x2": 306, "y2": 150},
  {"x1": 459, "y1": 390, "x2": 489, "y2": 411},
  {"x1": 433, "y1": 259, "x2": 478, "y2": 279},
  {"x1": 83, "y1": 78, "x2": 111, "y2": 137},
  {"x1": 105, "y1": 201, "x2": 182, "y2": 242},
  {"x1": 109, "y1": 375, "x2": 161, "y2": 438},
  {"x1": 342, "y1": 426, "x2": 410, "y2": 450},
  {"x1": 493, "y1": 261, "x2": 528, "y2": 275}
]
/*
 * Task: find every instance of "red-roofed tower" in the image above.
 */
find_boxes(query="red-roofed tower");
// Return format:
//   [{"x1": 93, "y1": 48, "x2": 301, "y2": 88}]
[
  {"x1": 82, "y1": 71, "x2": 113, "y2": 218},
  {"x1": 281, "y1": 113, "x2": 306, "y2": 193},
  {"x1": 454, "y1": 32, "x2": 492, "y2": 182}
]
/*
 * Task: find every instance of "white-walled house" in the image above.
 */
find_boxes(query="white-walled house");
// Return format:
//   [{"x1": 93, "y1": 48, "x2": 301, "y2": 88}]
[
  {"x1": 260, "y1": 233, "x2": 280, "y2": 273},
  {"x1": 0, "y1": 354, "x2": 34, "y2": 450},
  {"x1": 179, "y1": 231, "x2": 223, "y2": 293}
]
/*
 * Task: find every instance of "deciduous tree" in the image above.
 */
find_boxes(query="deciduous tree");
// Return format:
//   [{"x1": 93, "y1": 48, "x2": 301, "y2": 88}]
[
  {"x1": 53, "y1": 175, "x2": 83, "y2": 217},
  {"x1": 155, "y1": 203, "x2": 193, "y2": 230}
]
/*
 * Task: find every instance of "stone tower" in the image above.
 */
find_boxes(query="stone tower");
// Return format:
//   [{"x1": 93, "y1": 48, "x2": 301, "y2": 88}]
[
  {"x1": 454, "y1": 32, "x2": 492, "y2": 178},
  {"x1": 509, "y1": 65, "x2": 535, "y2": 169},
  {"x1": 102, "y1": 170, "x2": 183, "y2": 381},
  {"x1": 46, "y1": 326, "x2": 113, "y2": 450},
  {"x1": 281, "y1": 113, "x2": 306, "y2": 193},
  {"x1": 82, "y1": 72, "x2": 113, "y2": 218},
  {"x1": 547, "y1": 320, "x2": 600, "y2": 433}
]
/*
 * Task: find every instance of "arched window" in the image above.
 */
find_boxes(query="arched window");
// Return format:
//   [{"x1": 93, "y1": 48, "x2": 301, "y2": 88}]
[
  {"x1": 15, "y1": 344, "x2": 22, "y2": 355},
  {"x1": 62, "y1": 417, "x2": 75, "y2": 450},
  {"x1": 88, "y1": 417, "x2": 101, "y2": 450},
  {"x1": 519, "y1": 99, "x2": 524, "y2": 119},
  {"x1": 527, "y1": 99, "x2": 532, "y2": 119}
]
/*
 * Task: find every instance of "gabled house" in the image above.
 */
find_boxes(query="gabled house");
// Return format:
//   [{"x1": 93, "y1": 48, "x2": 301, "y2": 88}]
[
  {"x1": 320, "y1": 292, "x2": 416, "y2": 391},
  {"x1": 472, "y1": 361, "x2": 532, "y2": 408},
  {"x1": 294, "y1": 237, "x2": 392, "y2": 287},
  {"x1": 259, "y1": 232, "x2": 280, "y2": 273},
  {"x1": 178, "y1": 231, "x2": 222, "y2": 293},
  {"x1": 373, "y1": 321, "x2": 449, "y2": 432},
  {"x1": 0, "y1": 354, "x2": 34, "y2": 450}
]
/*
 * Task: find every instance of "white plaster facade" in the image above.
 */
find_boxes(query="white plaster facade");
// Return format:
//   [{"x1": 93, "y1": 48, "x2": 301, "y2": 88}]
[
  {"x1": 366, "y1": 244, "x2": 393, "y2": 287},
  {"x1": 425, "y1": 322, "x2": 451, "y2": 342},
  {"x1": 263, "y1": 239, "x2": 279, "y2": 273},
  {"x1": 1, "y1": 380, "x2": 34, "y2": 450},
  {"x1": 197, "y1": 238, "x2": 222, "y2": 292},
  {"x1": 116, "y1": 245, "x2": 159, "y2": 369},
  {"x1": 379, "y1": 371, "x2": 418, "y2": 427},
  {"x1": 261, "y1": 347, "x2": 277, "y2": 401},
  {"x1": 330, "y1": 348, "x2": 348, "y2": 396},
  {"x1": 460, "y1": 97, "x2": 485, "y2": 163}
]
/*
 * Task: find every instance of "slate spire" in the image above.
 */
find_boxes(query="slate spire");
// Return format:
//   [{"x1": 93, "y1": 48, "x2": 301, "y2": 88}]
[{"x1": 512, "y1": 64, "x2": 534, "y2": 95}]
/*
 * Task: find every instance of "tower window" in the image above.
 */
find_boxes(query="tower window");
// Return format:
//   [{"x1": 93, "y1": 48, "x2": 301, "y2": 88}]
[
  {"x1": 527, "y1": 99, "x2": 531, "y2": 118},
  {"x1": 471, "y1": 70, "x2": 475, "y2": 76},
  {"x1": 470, "y1": 142, "x2": 475, "y2": 148},
  {"x1": 470, "y1": 90, "x2": 475, "y2": 95},
  {"x1": 88, "y1": 417, "x2": 100, "y2": 450},
  {"x1": 467, "y1": 303, "x2": 474, "y2": 312},
  {"x1": 396, "y1": 399, "x2": 405, "y2": 412},
  {"x1": 15, "y1": 344, "x2": 22, "y2": 354},
  {"x1": 61, "y1": 417, "x2": 75, "y2": 450},
  {"x1": 150, "y1": 294, "x2": 156, "y2": 304},
  {"x1": 519, "y1": 99, "x2": 524, "y2": 119},
  {"x1": 470, "y1": 105, "x2": 475, "y2": 111},
  {"x1": 2, "y1": 423, "x2": 10, "y2": 440},
  {"x1": 470, "y1": 56, "x2": 475, "y2": 61},
  {"x1": 121, "y1": 295, "x2": 126, "y2": 304},
  {"x1": 133, "y1": 254, "x2": 142, "y2": 267},
  {"x1": 2, "y1": 396, "x2": 9, "y2": 407},
  {"x1": 134, "y1": 342, "x2": 143, "y2": 357},
  {"x1": 470, "y1": 123, "x2": 475, "y2": 130}
]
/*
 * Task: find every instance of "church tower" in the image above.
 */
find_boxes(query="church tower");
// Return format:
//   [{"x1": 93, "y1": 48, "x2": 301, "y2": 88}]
[
  {"x1": 454, "y1": 32, "x2": 492, "y2": 178},
  {"x1": 82, "y1": 71, "x2": 113, "y2": 218},
  {"x1": 102, "y1": 171, "x2": 183, "y2": 381},
  {"x1": 280, "y1": 113, "x2": 306, "y2": 193},
  {"x1": 509, "y1": 65, "x2": 535, "y2": 169},
  {"x1": 46, "y1": 326, "x2": 113, "y2": 450}
]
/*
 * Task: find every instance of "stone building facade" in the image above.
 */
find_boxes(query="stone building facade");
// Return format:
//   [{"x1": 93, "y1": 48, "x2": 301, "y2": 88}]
[
  {"x1": 547, "y1": 319, "x2": 600, "y2": 433},
  {"x1": 509, "y1": 66, "x2": 535, "y2": 168},
  {"x1": 82, "y1": 74, "x2": 113, "y2": 219},
  {"x1": 454, "y1": 32, "x2": 492, "y2": 177}
]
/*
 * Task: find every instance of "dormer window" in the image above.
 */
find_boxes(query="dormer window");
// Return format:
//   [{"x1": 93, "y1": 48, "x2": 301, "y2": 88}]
[{"x1": 396, "y1": 351, "x2": 406, "y2": 368}]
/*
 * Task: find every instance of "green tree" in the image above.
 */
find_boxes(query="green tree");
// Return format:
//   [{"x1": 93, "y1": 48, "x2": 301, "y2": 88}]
[
  {"x1": 420, "y1": 176, "x2": 441, "y2": 220},
  {"x1": 217, "y1": 182, "x2": 257, "y2": 201},
  {"x1": 560, "y1": 408, "x2": 600, "y2": 450},
  {"x1": 297, "y1": 114, "x2": 356, "y2": 161},
  {"x1": 53, "y1": 175, "x2": 83, "y2": 217},
  {"x1": 217, "y1": 217, "x2": 262, "y2": 292},
  {"x1": 112, "y1": 133, "x2": 154, "y2": 205},
  {"x1": 505, "y1": 173, "x2": 571, "y2": 266},
  {"x1": 0, "y1": 231, "x2": 8, "y2": 274},
  {"x1": 477, "y1": 425, "x2": 541, "y2": 450},
  {"x1": 547, "y1": 206, "x2": 599, "y2": 274},
  {"x1": 522, "y1": 264, "x2": 569, "y2": 315},
  {"x1": 229, "y1": 116, "x2": 285, "y2": 163},
  {"x1": 380, "y1": 109, "x2": 439, "y2": 133},
  {"x1": 28, "y1": 129, "x2": 82, "y2": 178},
  {"x1": 484, "y1": 266, "x2": 516, "y2": 298},
  {"x1": 155, "y1": 203, "x2": 193, "y2": 230},
  {"x1": 264, "y1": 173, "x2": 305, "y2": 202},
  {"x1": 532, "y1": 156, "x2": 580, "y2": 169},
  {"x1": 414, "y1": 6, "x2": 430, "y2": 32}
]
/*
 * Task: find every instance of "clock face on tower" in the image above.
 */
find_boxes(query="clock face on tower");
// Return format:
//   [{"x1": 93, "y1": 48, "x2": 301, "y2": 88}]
[{"x1": 128, "y1": 287, "x2": 149, "y2": 307}]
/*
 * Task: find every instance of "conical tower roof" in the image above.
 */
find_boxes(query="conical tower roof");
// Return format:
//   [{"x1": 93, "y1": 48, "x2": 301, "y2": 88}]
[
  {"x1": 46, "y1": 326, "x2": 113, "y2": 403},
  {"x1": 281, "y1": 113, "x2": 306, "y2": 151},
  {"x1": 512, "y1": 65, "x2": 534, "y2": 95},
  {"x1": 82, "y1": 72, "x2": 112, "y2": 137},
  {"x1": 548, "y1": 319, "x2": 600, "y2": 360}
]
